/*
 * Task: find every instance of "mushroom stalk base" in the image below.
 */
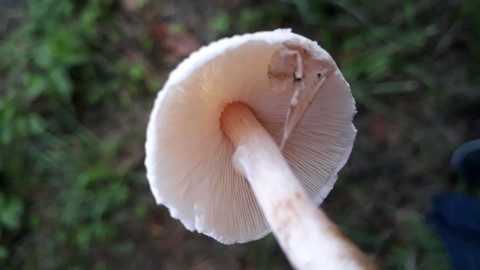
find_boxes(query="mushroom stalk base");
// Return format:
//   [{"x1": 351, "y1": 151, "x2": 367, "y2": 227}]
[{"x1": 221, "y1": 102, "x2": 375, "y2": 270}]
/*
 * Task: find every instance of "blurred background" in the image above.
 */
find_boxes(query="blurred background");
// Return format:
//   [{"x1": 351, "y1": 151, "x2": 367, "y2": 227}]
[{"x1": 1, "y1": 0, "x2": 479, "y2": 269}]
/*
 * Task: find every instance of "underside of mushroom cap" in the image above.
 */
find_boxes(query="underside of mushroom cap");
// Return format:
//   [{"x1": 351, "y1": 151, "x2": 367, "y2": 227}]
[{"x1": 145, "y1": 29, "x2": 357, "y2": 244}]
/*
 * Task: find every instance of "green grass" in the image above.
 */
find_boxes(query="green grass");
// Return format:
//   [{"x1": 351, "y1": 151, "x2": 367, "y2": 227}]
[
  {"x1": 1, "y1": 0, "x2": 479, "y2": 269},
  {"x1": 0, "y1": 0, "x2": 150, "y2": 268}
]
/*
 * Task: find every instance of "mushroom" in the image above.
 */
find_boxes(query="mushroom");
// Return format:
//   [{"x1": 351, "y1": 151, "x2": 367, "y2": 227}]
[{"x1": 145, "y1": 29, "x2": 375, "y2": 269}]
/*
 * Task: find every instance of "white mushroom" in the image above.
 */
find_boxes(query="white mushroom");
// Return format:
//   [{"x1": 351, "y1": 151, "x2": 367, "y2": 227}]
[{"x1": 145, "y1": 29, "x2": 375, "y2": 269}]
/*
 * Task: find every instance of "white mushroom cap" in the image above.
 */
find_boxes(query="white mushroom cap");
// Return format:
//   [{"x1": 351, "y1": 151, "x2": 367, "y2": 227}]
[{"x1": 145, "y1": 29, "x2": 356, "y2": 244}]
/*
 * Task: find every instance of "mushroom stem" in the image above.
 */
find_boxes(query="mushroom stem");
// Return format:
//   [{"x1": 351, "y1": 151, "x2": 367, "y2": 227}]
[{"x1": 221, "y1": 102, "x2": 375, "y2": 270}]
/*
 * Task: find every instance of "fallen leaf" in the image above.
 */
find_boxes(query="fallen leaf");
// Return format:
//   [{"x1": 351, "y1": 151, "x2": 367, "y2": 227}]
[{"x1": 150, "y1": 22, "x2": 200, "y2": 57}]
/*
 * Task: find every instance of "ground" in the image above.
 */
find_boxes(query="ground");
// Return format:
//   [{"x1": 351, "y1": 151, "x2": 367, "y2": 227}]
[{"x1": 1, "y1": 0, "x2": 479, "y2": 269}]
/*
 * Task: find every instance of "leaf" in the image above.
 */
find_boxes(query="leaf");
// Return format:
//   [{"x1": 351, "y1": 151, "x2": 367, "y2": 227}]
[
  {"x1": 150, "y1": 22, "x2": 200, "y2": 57},
  {"x1": 0, "y1": 195, "x2": 24, "y2": 231}
]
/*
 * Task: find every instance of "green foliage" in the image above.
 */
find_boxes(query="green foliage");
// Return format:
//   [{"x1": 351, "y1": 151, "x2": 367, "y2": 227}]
[
  {"x1": 0, "y1": 194, "x2": 24, "y2": 231},
  {"x1": 247, "y1": 235, "x2": 289, "y2": 269},
  {"x1": 210, "y1": 10, "x2": 231, "y2": 35},
  {"x1": 387, "y1": 210, "x2": 450, "y2": 270},
  {"x1": 210, "y1": 5, "x2": 290, "y2": 34},
  {"x1": 0, "y1": 0, "x2": 148, "y2": 268}
]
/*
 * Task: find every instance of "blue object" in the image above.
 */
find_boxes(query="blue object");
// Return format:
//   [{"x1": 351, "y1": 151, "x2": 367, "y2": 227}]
[
  {"x1": 429, "y1": 192, "x2": 480, "y2": 270},
  {"x1": 428, "y1": 140, "x2": 480, "y2": 269},
  {"x1": 451, "y1": 139, "x2": 480, "y2": 188}
]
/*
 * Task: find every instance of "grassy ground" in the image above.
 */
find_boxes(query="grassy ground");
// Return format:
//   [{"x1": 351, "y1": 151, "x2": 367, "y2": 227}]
[{"x1": 1, "y1": 0, "x2": 479, "y2": 269}]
